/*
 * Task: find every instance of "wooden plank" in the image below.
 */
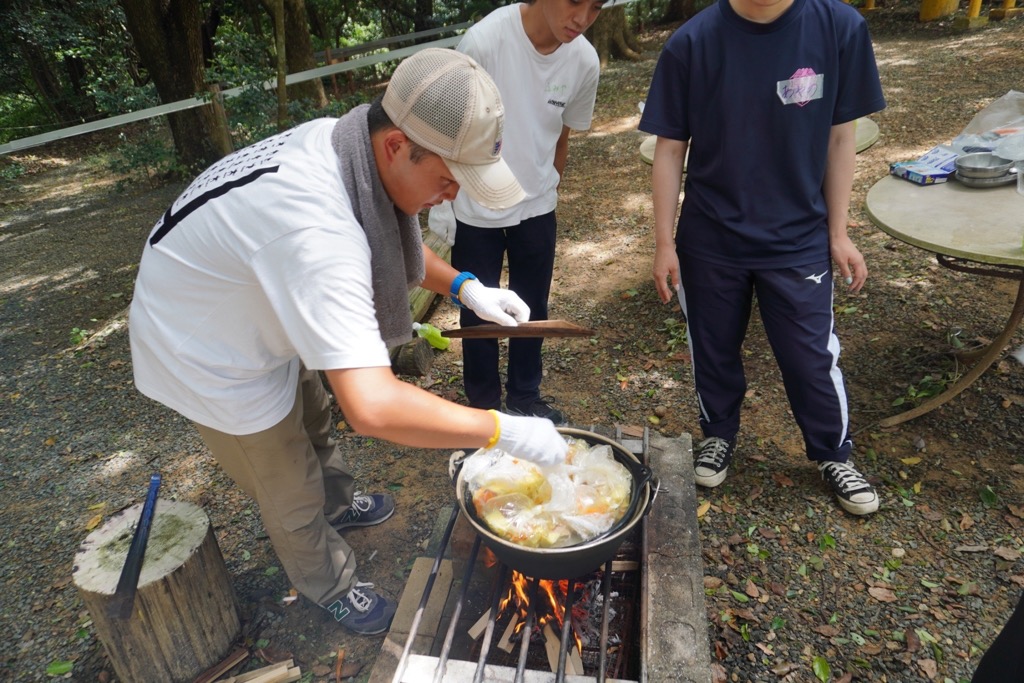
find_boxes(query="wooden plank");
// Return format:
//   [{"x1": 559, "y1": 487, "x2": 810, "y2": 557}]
[{"x1": 441, "y1": 320, "x2": 594, "y2": 339}]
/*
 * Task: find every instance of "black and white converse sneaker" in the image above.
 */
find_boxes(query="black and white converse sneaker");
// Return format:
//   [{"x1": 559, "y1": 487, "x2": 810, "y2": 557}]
[
  {"x1": 693, "y1": 437, "x2": 735, "y2": 488},
  {"x1": 818, "y1": 460, "x2": 879, "y2": 516}
]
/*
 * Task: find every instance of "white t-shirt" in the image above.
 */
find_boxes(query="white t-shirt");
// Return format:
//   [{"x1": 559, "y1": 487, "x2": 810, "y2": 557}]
[
  {"x1": 129, "y1": 119, "x2": 391, "y2": 435},
  {"x1": 450, "y1": 3, "x2": 600, "y2": 227}
]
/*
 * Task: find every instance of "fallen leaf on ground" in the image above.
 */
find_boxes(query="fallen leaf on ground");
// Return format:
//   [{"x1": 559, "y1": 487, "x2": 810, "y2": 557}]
[
  {"x1": 868, "y1": 586, "x2": 897, "y2": 602},
  {"x1": 255, "y1": 647, "x2": 291, "y2": 664},
  {"x1": 813, "y1": 624, "x2": 841, "y2": 637},
  {"x1": 704, "y1": 576, "x2": 724, "y2": 590},
  {"x1": 906, "y1": 630, "x2": 921, "y2": 653},
  {"x1": 697, "y1": 500, "x2": 711, "y2": 518},
  {"x1": 959, "y1": 512, "x2": 975, "y2": 530},
  {"x1": 918, "y1": 658, "x2": 938, "y2": 679},
  {"x1": 994, "y1": 547, "x2": 1022, "y2": 561},
  {"x1": 772, "y1": 662, "x2": 801, "y2": 676},
  {"x1": 1008, "y1": 504, "x2": 1024, "y2": 519},
  {"x1": 772, "y1": 473, "x2": 794, "y2": 487},
  {"x1": 954, "y1": 545, "x2": 988, "y2": 553}
]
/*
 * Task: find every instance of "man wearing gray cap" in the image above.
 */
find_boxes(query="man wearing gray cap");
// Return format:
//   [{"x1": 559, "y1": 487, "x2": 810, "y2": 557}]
[{"x1": 128, "y1": 48, "x2": 566, "y2": 635}]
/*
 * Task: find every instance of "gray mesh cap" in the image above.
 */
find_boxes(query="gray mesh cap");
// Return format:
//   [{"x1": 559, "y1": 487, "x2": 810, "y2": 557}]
[{"x1": 382, "y1": 48, "x2": 525, "y2": 210}]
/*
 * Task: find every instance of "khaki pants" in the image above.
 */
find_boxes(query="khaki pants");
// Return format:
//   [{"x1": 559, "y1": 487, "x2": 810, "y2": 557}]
[{"x1": 195, "y1": 365, "x2": 358, "y2": 606}]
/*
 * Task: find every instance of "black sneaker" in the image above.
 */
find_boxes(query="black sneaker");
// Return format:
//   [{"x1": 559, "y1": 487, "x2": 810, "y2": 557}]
[
  {"x1": 818, "y1": 460, "x2": 879, "y2": 516},
  {"x1": 506, "y1": 396, "x2": 567, "y2": 426},
  {"x1": 693, "y1": 437, "x2": 735, "y2": 488},
  {"x1": 331, "y1": 492, "x2": 395, "y2": 531},
  {"x1": 323, "y1": 581, "x2": 397, "y2": 635}
]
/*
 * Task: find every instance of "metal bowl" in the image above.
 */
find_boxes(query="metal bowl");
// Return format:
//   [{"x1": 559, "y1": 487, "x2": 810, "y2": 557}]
[{"x1": 954, "y1": 152, "x2": 1015, "y2": 179}]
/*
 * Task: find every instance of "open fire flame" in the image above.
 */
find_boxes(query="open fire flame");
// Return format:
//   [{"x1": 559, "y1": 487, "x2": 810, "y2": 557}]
[{"x1": 499, "y1": 569, "x2": 585, "y2": 656}]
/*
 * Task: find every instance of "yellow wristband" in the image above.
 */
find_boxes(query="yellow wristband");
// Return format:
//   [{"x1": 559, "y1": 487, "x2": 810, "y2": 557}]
[{"x1": 484, "y1": 409, "x2": 501, "y2": 449}]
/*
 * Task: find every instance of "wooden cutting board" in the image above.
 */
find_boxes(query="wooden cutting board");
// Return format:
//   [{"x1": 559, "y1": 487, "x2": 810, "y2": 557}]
[{"x1": 441, "y1": 319, "x2": 595, "y2": 339}]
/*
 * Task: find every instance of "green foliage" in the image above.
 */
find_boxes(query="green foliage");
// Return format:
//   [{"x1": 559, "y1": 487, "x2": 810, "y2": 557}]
[
  {"x1": 658, "y1": 317, "x2": 688, "y2": 352},
  {"x1": 891, "y1": 373, "x2": 954, "y2": 407},
  {"x1": 0, "y1": 159, "x2": 26, "y2": 181},
  {"x1": 812, "y1": 655, "x2": 831, "y2": 682},
  {"x1": 0, "y1": 95, "x2": 51, "y2": 146},
  {"x1": 106, "y1": 123, "x2": 186, "y2": 189}
]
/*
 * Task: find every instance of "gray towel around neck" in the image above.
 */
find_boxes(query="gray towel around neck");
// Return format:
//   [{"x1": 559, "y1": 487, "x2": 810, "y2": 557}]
[{"x1": 332, "y1": 105, "x2": 424, "y2": 348}]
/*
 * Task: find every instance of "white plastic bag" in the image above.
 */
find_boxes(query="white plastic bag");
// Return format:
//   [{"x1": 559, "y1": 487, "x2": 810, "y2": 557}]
[
  {"x1": 462, "y1": 437, "x2": 633, "y2": 548},
  {"x1": 951, "y1": 90, "x2": 1024, "y2": 159}
]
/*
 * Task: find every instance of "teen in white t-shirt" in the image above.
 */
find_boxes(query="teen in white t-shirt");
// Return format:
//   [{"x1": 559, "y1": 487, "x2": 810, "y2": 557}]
[{"x1": 445, "y1": 0, "x2": 603, "y2": 422}]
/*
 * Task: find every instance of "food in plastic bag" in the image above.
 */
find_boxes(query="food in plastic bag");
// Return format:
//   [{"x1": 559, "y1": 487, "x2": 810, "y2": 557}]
[{"x1": 461, "y1": 437, "x2": 633, "y2": 548}]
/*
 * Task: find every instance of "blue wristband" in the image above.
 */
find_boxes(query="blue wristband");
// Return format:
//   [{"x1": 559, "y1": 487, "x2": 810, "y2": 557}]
[{"x1": 449, "y1": 271, "x2": 477, "y2": 308}]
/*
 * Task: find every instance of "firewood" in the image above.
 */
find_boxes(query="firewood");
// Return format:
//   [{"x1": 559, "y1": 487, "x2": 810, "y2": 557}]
[
  {"x1": 467, "y1": 607, "x2": 491, "y2": 640},
  {"x1": 497, "y1": 612, "x2": 519, "y2": 653},
  {"x1": 192, "y1": 647, "x2": 248, "y2": 683},
  {"x1": 215, "y1": 659, "x2": 294, "y2": 683}
]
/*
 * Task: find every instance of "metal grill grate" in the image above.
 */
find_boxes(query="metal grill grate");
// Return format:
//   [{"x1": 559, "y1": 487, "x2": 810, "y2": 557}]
[{"x1": 391, "y1": 427, "x2": 649, "y2": 683}]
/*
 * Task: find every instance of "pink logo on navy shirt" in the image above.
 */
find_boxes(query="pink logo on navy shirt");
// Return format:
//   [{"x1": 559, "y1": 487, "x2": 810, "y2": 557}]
[{"x1": 777, "y1": 68, "x2": 824, "y2": 107}]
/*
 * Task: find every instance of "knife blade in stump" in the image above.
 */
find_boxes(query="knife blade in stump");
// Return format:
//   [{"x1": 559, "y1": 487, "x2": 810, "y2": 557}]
[{"x1": 107, "y1": 472, "x2": 162, "y2": 619}]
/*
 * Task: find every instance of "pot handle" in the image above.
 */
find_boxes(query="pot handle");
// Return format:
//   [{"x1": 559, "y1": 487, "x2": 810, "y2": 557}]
[
  {"x1": 641, "y1": 476, "x2": 661, "y2": 518},
  {"x1": 448, "y1": 450, "x2": 470, "y2": 482},
  {"x1": 633, "y1": 464, "x2": 654, "y2": 491}
]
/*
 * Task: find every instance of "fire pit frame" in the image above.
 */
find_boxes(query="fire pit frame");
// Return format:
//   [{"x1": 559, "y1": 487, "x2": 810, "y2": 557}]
[{"x1": 368, "y1": 428, "x2": 711, "y2": 683}]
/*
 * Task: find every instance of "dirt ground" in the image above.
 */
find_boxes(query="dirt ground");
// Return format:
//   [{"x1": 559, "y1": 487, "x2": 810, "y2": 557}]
[{"x1": 2, "y1": 6, "x2": 1024, "y2": 683}]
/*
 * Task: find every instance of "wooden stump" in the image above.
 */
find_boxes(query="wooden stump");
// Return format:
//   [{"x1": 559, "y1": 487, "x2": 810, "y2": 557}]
[
  {"x1": 390, "y1": 336, "x2": 435, "y2": 377},
  {"x1": 73, "y1": 499, "x2": 241, "y2": 683}
]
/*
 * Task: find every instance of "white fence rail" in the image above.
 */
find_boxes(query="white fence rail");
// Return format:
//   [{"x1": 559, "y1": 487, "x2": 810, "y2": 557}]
[
  {"x1": 1, "y1": 0, "x2": 639, "y2": 157},
  {"x1": 0, "y1": 31, "x2": 463, "y2": 156}
]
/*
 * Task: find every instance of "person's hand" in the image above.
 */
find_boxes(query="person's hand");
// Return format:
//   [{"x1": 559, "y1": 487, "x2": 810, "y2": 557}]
[
  {"x1": 494, "y1": 412, "x2": 568, "y2": 467},
  {"x1": 653, "y1": 243, "x2": 681, "y2": 305},
  {"x1": 459, "y1": 279, "x2": 530, "y2": 326},
  {"x1": 830, "y1": 233, "x2": 868, "y2": 294}
]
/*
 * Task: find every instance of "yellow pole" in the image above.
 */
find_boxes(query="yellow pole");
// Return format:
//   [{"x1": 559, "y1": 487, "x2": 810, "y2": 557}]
[{"x1": 967, "y1": 0, "x2": 983, "y2": 17}]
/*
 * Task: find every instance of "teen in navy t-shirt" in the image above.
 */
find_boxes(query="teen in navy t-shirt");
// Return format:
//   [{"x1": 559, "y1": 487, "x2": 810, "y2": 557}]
[{"x1": 640, "y1": 0, "x2": 885, "y2": 515}]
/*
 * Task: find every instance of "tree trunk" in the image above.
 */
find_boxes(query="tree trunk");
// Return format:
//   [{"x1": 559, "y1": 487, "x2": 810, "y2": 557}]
[
  {"x1": 73, "y1": 499, "x2": 240, "y2": 683},
  {"x1": 273, "y1": 0, "x2": 289, "y2": 130},
  {"x1": 260, "y1": 0, "x2": 328, "y2": 107},
  {"x1": 663, "y1": 0, "x2": 700, "y2": 22},
  {"x1": 414, "y1": 0, "x2": 434, "y2": 32},
  {"x1": 120, "y1": 0, "x2": 233, "y2": 171},
  {"x1": 585, "y1": 6, "x2": 642, "y2": 68},
  {"x1": 18, "y1": 41, "x2": 78, "y2": 123}
]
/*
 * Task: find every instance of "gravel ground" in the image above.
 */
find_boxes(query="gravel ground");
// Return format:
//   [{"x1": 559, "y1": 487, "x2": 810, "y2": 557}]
[{"x1": 2, "y1": 7, "x2": 1024, "y2": 683}]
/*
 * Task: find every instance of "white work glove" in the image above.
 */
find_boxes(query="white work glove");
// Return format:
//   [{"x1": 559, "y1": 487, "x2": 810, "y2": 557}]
[
  {"x1": 459, "y1": 279, "x2": 530, "y2": 327},
  {"x1": 494, "y1": 412, "x2": 568, "y2": 467}
]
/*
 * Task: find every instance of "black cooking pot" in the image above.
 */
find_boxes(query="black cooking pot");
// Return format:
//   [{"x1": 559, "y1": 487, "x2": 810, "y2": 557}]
[{"x1": 455, "y1": 427, "x2": 658, "y2": 580}]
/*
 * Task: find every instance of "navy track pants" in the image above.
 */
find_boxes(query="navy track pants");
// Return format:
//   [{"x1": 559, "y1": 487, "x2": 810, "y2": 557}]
[{"x1": 678, "y1": 252, "x2": 853, "y2": 462}]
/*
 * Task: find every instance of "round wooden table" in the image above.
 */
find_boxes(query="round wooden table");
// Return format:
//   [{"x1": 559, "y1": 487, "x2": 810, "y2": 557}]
[{"x1": 865, "y1": 174, "x2": 1024, "y2": 425}]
